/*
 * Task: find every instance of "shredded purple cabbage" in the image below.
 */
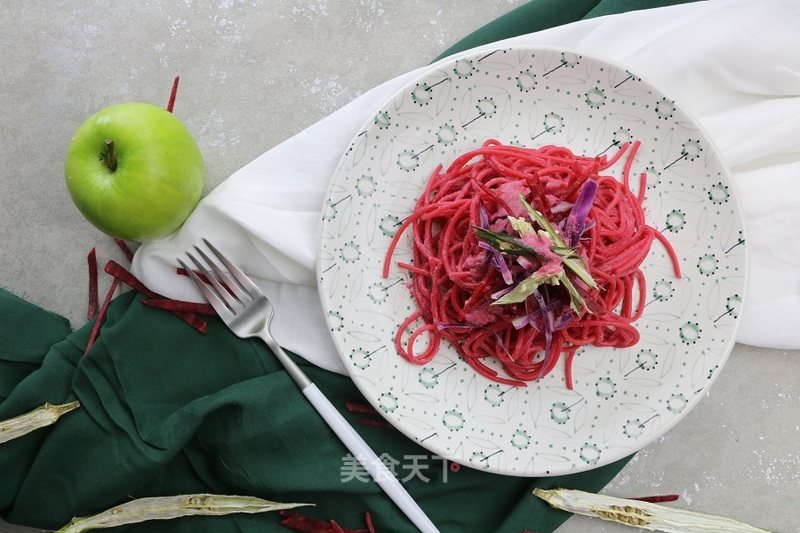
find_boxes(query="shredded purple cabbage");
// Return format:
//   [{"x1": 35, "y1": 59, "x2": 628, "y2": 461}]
[
  {"x1": 532, "y1": 289, "x2": 555, "y2": 378},
  {"x1": 478, "y1": 202, "x2": 514, "y2": 285},
  {"x1": 564, "y1": 179, "x2": 598, "y2": 247},
  {"x1": 516, "y1": 256, "x2": 536, "y2": 271},
  {"x1": 511, "y1": 315, "x2": 529, "y2": 330},
  {"x1": 479, "y1": 202, "x2": 490, "y2": 228},
  {"x1": 553, "y1": 311, "x2": 575, "y2": 331},
  {"x1": 491, "y1": 254, "x2": 514, "y2": 285},
  {"x1": 491, "y1": 285, "x2": 515, "y2": 301}
]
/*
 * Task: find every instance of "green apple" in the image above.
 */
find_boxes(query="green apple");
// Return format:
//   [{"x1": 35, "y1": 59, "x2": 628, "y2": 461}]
[{"x1": 65, "y1": 102, "x2": 205, "y2": 241}]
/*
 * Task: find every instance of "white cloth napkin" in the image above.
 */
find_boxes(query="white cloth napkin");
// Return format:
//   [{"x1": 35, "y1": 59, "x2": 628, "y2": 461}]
[{"x1": 133, "y1": 0, "x2": 800, "y2": 374}]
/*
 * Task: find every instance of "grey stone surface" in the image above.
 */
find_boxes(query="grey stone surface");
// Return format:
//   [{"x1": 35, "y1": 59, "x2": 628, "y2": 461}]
[{"x1": 0, "y1": 2, "x2": 796, "y2": 532}]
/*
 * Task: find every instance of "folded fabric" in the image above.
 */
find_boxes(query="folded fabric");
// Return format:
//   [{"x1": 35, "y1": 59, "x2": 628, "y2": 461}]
[
  {"x1": 133, "y1": 0, "x2": 800, "y2": 376},
  {"x1": 0, "y1": 287, "x2": 628, "y2": 532}
]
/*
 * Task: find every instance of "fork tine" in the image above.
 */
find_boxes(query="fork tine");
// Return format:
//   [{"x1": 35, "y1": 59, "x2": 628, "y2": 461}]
[
  {"x1": 202, "y1": 239, "x2": 262, "y2": 297},
  {"x1": 177, "y1": 258, "x2": 234, "y2": 322},
  {"x1": 185, "y1": 251, "x2": 242, "y2": 312},
  {"x1": 193, "y1": 245, "x2": 249, "y2": 303}
]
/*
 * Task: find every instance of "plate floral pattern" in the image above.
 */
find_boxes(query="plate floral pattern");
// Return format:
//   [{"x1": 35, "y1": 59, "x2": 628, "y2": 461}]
[{"x1": 317, "y1": 47, "x2": 746, "y2": 476}]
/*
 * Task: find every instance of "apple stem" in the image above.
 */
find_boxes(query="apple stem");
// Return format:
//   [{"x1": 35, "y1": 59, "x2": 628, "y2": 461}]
[{"x1": 104, "y1": 139, "x2": 117, "y2": 172}]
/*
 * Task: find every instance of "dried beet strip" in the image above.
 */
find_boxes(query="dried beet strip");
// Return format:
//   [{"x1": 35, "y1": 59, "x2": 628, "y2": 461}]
[
  {"x1": 278, "y1": 511, "x2": 339, "y2": 532},
  {"x1": 357, "y1": 418, "x2": 394, "y2": 430},
  {"x1": 630, "y1": 494, "x2": 680, "y2": 503},
  {"x1": 85, "y1": 278, "x2": 120, "y2": 352},
  {"x1": 114, "y1": 239, "x2": 134, "y2": 262},
  {"x1": 344, "y1": 402, "x2": 379, "y2": 415},
  {"x1": 176, "y1": 266, "x2": 234, "y2": 294},
  {"x1": 87, "y1": 248, "x2": 98, "y2": 320},
  {"x1": 104, "y1": 260, "x2": 208, "y2": 333},
  {"x1": 176, "y1": 267, "x2": 212, "y2": 285},
  {"x1": 173, "y1": 310, "x2": 206, "y2": 332},
  {"x1": 166, "y1": 75, "x2": 180, "y2": 113},
  {"x1": 345, "y1": 402, "x2": 394, "y2": 429},
  {"x1": 104, "y1": 260, "x2": 153, "y2": 295},
  {"x1": 345, "y1": 402, "x2": 394, "y2": 430},
  {"x1": 140, "y1": 298, "x2": 216, "y2": 316},
  {"x1": 277, "y1": 510, "x2": 374, "y2": 533},
  {"x1": 365, "y1": 512, "x2": 376, "y2": 533}
]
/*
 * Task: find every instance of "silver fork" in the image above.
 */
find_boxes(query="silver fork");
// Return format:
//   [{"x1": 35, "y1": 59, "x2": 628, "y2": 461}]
[{"x1": 179, "y1": 239, "x2": 439, "y2": 533}]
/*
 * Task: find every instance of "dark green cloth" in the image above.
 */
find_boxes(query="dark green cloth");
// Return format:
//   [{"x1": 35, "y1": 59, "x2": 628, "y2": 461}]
[
  {"x1": 1, "y1": 1, "x2": 699, "y2": 531},
  {"x1": 1, "y1": 290, "x2": 625, "y2": 532}
]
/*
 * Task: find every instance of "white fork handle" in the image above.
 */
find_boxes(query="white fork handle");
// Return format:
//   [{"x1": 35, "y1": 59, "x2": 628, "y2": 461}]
[{"x1": 302, "y1": 383, "x2": 440, "y2": 533}]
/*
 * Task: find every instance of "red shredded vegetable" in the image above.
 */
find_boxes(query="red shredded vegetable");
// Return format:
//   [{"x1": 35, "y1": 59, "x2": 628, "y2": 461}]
[
  {"x1": 104, "y1": 260, "x2": 152, "y2": 294},
  {"x1": 278, "y1": 510, "x2": 374, "y2": 532},
  {"x1": 631, "y1": 494, "x2": 680, "y2": 503},
  {"x1": 175, "y1": 267, "x2": 233, "y2": 293},
  {"x1": 104, "y1": 260, "x2": 208, "y2": 333},
  {"x1": 86, "y1": 248, "x2": 98, "y2": 320},
  {"x1": 83, "y1": 249, "x2": 212, "y2": 347},
  {"x1": 345, "y1": 402, "x2": 393, "y2": 429},
  {"x1": 85, "y1": 278, "x2": 119, "y2": 352},
  {"x1": 166, "y1": 75, "x2": 180, "y2": 113},
  {"x1": 365, "y1": 513, "x2": 376, "y2": 533},
  {"x1": 176, "y1": 267, "x2": 213, "y2": 284},
  {"x1": 383, "y1": 139, "x2": 681, "y2": 388},
  {"x1": 344, "y1": 402, "x2": 380, "y2": 415},
  {"x1": 114, "y1": 238, "x2": 134, "y2": 261},
  {"x1": 357, "y1": 417, "x2": 394, "y2": 429}
]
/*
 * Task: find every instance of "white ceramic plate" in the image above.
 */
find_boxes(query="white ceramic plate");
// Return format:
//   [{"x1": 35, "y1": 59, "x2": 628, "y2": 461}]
[{"x1": 317, "y1": 46, "x2": 746, "y2": 476}]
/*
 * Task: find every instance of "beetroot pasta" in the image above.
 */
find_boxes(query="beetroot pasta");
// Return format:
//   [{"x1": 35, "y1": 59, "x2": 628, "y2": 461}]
[{"x1": 383, "y1": 139, "x2": 680, "y2": 389}]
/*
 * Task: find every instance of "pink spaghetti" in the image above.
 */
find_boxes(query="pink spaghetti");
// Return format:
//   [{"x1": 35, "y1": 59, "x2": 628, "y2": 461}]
[{"x1": 383, "y1": 139, "x2": 681, "y2": 389}]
